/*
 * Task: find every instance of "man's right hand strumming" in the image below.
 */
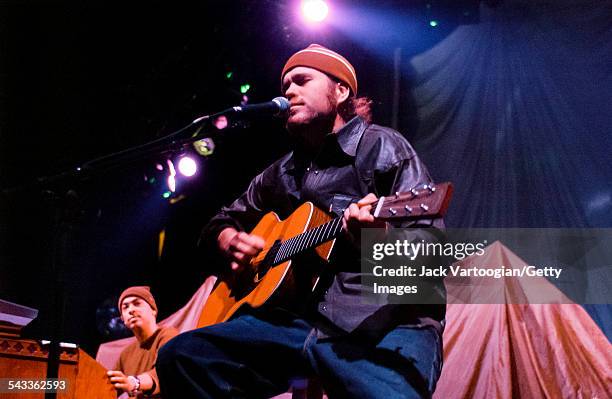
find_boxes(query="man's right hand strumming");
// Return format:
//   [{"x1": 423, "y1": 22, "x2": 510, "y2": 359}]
[{"x1": 218, "y1": 227, "x2": 265, "y2": 271}]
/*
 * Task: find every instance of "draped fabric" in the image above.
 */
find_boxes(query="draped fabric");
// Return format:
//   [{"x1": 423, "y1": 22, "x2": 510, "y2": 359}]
[
  {"x1": 437, "y1": 304, "x2": 611, "y2": 398},
  {"x1": 406, "y1": 1, "x2": 612, "y2": 229},
  {"x1": 403, "y1": 0, "x2": 612, "y2": 340},
  {"x1": 435, "y1": 242, "x2": 611, "y2": 398}
]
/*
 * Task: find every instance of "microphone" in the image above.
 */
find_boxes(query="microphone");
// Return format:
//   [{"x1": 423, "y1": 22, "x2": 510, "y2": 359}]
[
  {"x1": 193, "y1": 97, "x2": 290, "y2": 124},
  {"x1": 230, "y1": 97, "x2": 290, "y2": 117}
]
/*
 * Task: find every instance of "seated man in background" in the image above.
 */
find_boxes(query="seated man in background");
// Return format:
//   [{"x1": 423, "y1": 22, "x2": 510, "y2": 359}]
[{"x1": 107, "y1": 286, "x2": 178, "y2": 398}]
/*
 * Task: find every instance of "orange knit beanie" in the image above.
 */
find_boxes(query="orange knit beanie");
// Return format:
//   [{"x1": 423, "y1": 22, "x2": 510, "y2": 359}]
[{"x1": 281, "y1": 44, "x2": 357, "y2": 95}]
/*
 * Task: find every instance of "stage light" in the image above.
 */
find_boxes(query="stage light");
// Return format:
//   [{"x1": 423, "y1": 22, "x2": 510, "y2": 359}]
[
  {"x1": 193, "y1": 137, "x2": 216, "y2": 156},
  {"x1": 240, "y1": 84, "x2": 251, "y2": 94},
  {"x1": 166, "y1": 159, "x2": 176, "y2": 193},
  {"x1": 429, "y1": 20, "x2": 438, "y2": 27},
  {"x1": 177, "y1": 156, "x2": 197, "y2": 177},
  {"x1": 301, "y1": 0, "x2": 329, "y2": 23},
  {"x1": 213, "y1": 115, "x2": 228, "y2": 130},
  {"x1": 226, "y1": 71, "x2": 233, "y2": 79},
  {"x1": 167, "y1": 176, "x2": 176, "y2": 193}
]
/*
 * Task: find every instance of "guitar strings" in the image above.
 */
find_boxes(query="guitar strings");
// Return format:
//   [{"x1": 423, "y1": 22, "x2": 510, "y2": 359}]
[{"x1": 249, "y1": 217, "x2": 343, "y2": 263}]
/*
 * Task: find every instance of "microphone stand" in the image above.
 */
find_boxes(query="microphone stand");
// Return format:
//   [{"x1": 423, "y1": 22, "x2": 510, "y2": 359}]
[{"x1": 1, "y1": 114, "x2": 219, "y2": 399}]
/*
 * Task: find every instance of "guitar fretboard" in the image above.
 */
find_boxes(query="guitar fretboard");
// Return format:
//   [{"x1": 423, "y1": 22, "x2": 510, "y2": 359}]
[
  {"x1": 272, "y1": 216, "x2": 344, "y2": 265},
  {"x1": 264, "y1": 184, "x2": 449, "y2": 266}
]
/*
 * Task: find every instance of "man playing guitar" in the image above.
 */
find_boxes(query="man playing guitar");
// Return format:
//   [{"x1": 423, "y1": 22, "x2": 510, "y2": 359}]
[{"x1": 157, "y1": 44, "x2": 446, "y2": 399}]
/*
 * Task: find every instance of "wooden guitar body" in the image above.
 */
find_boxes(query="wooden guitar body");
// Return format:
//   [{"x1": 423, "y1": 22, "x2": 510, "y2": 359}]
[
  {"x1": 197, "y1": 182, "x2": 454, "y2": 329},
  {"x1": 197, "y1": 202, "x2": 334, "y2": 328}
]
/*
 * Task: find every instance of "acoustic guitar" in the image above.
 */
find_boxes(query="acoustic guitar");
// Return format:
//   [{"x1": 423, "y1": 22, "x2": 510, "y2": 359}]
[{"x1": 197, "y1": 182, "x2": 453, "y2": 328}]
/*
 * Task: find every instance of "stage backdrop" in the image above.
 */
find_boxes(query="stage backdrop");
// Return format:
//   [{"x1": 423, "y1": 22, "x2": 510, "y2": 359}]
[{"x1": 402, "y1": 0, "x2": 612, "y2": 340}]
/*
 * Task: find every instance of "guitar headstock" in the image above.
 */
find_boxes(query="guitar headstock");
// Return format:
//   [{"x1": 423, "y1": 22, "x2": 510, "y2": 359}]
[{"x1": 372, "y1": 182, "x2": 453, "y2": 221}]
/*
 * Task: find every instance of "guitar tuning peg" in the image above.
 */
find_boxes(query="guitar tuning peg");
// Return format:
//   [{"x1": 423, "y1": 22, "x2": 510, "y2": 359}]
[
  {"x1": 404, "y1": 205, "x2": 413, "y2": 213},
  {"x1": 395, "y1": 191, "x2": 400, "y2": 198},
  {"x1": 420, "y1": 203, "x2": 429, "y2": 212},
  {"x1": 424, "y1": 184, "x2": 436, "y2": 193},
  {"x1": 388, "y1": 208, "x2": 397, "y2": 215},
  {"x1": 410, "y1": 188, "x2": 419, "y2": 196}
]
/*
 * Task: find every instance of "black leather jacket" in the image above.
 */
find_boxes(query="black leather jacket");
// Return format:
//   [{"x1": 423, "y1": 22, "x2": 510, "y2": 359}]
[{"x1": 201, "y1": 116, "x2": 445, "y2": 337}]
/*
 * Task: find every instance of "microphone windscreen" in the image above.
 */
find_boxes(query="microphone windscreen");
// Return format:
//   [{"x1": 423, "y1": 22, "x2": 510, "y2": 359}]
[{"x1": 272, "y1": 97, "x2": 290, "y2": 115}]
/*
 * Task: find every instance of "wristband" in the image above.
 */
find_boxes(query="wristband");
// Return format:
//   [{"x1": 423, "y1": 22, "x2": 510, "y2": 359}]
[{"x1": 128, "y1": 375, "x2": 140, "y2": 397}]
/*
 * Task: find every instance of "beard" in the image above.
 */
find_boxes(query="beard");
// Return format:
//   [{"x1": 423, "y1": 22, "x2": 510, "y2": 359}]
[{"x1": 286, "y1": 92, "x2": 338, "y2": 152}]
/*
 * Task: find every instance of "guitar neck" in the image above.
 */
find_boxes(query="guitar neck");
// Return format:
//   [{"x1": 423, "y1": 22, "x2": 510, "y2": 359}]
[
  {"x1": 272, "y1": 215, "x2": 344, "y2": 265},
  {"x1": 269, "y1": 182, "x2": 453, "y2": 266}
]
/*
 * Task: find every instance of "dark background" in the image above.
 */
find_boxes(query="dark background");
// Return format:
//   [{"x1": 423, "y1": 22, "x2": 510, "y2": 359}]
[{"x1": 1, "y1": 0, "x2": 610, "y2": 355}]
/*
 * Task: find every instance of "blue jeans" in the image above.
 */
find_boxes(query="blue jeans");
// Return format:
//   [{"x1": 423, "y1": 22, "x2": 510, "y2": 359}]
[{"x1": 157, "y1": 308, "x2": 443, "y2": 398}]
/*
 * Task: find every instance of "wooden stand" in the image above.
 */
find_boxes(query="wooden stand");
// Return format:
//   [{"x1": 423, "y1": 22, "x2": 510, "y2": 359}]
[{"x1": 0, "y1": 336, "x2": 116, "y2": 399}]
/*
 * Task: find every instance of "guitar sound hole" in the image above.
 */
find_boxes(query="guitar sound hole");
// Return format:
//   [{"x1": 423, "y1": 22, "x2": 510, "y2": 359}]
[{"x1": 254, "y1": 239, "x2": 282, "y2": 282}]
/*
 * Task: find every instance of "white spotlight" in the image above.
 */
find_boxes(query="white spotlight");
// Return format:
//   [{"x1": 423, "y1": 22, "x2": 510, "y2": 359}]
[
  {"x1": 301, "y1": 0, "x2": 329, "y2": 23},
  {"x1": 177, "y1": 157, "x2": 197, "y2": 177}
]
